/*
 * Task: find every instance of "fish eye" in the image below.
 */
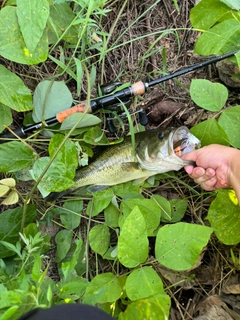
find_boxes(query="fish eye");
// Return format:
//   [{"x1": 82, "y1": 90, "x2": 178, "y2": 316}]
[{"x1": 158, "y1": 132, "x2": 164, "y2": 140}]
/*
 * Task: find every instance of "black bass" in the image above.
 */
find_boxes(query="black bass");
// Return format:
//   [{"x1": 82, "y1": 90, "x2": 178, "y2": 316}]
[{"x1": 45, "y1": 126, "x2": 200, "y2": 201}]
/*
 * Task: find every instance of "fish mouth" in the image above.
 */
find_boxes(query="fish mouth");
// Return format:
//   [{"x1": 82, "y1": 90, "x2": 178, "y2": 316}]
[{"x1": 170, "y1": 126, "x2": 200, "y2": 157}]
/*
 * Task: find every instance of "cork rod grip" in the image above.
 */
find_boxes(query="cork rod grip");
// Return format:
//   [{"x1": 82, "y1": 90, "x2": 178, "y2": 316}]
[
  {"x1": 130, "y1": 81, "x2": 146, "y2": 96},
  {"x1": 56, "y1": 102, "x2": 91, "y2": 123}
]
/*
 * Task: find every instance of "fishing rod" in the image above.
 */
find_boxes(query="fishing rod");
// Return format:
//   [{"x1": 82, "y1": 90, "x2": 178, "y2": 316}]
[{"x1": 0, "y1": 49, "x2": 239, "y2": 142}]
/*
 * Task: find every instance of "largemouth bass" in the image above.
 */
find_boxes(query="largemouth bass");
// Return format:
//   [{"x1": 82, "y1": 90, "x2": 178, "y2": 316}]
[{"x1": 45, "y1": 126, "x2": 200, "y2": 201}]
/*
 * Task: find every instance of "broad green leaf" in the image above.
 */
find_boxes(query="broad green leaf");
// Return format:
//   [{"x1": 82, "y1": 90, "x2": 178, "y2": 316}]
[
  {"x1": 82, "y1": 273, "x2": 122, "y2": 305},
  {"x1": 48, "y1": 134, "x2": 78, "y2": 179},
  {"x1": 89, "y1": 224, "x2": 110, "y2": 256},
  {"x1": 126, "y1": 267, "x2": 164, "y2": 300},
  {"x1": 194, "y1": 19, "x2": 240, "y2": 55},
  {"x1": 104, "y1": 202, "x2": 120, "y2": 228},
  {"x1": 0, "y1": 141, "x2": 35, "y2": 172},
  {"x1": 119, "y1": 300, "x2": 168, "y2": 320},
  {"x1": 207, "y1": 189, "x2": 240, "y2": 245},
  {"x1": 47, "y1": 2, "x2": 78, "y2": 44},
  {"x1": 83, "y1": 126, "x2": 111, "y2": 145},
  {"x1": 190, "y1": 79, "x2": 228, "y2": 111},
  {"x1": 0, "y1": 291, "x2": 22, "y2": 309},
  {"x1": 155, "y1": 222, "x2": 213, "y2": 271},
  {"x1": 59, "y1": 278, "x2": 88, "y2": 300},
  {"x1": 236, "y1": 51, "x2": 240, "y2": 69},
  {"x1": 32, "y1": 80, "x2": 73, "y2": 122},
  {"x1": 118, "y1": 206, "x2": 148, "y2": 268},
  {"x1": 16, "y1": 0, "x2": 49, "y2": 53},
  {"x1": 31, "y1": 157, "x2": 75, "y2": 192},
  {"x1": 55, "y1": 229, "x2": 73, "y2": 262},
  {"x1": 113, "y1": 181, "x2": 142, "y2": 199},
  {"x1": 60, "y1": 113, "x2": 102, "y2": 130},
  {"x1": 0, "y1": 305, "x2": 19, "y2": 320},
  {"x1": 0, "y1": 6, "x2": 48, "y2": 64},
  {"x1": 152, "y1": 195, "x2": 172, "y2": 222},
  {"x1": 0, "y1": 104, "x2": 12, "y2": 133},
  {"x1": 0, "y1": 205, "x2": 36, "y2": 258},
  {"x1": 0, "y1": 65, "x2": 33, "y2": 112},
  {"x1": 61, "y1": 239, "x2": 84, "y2": 280},
  {"x1": 191, "y1": 118, "x2": 229, "y2": 146},
  {"x1": 120, "y1": 198, "x2": 161, "y2": 236},
  {"x1": 218, "y1": 105, "x2": 240, "y2": 148},
  {"x1": 162, "y1": 199, "x2": 188, "y2": 223},
  {"x1": 31, "y1": 254, "x2": 42, "y2": 281},
  {"x1": 86, "y1": 188, "x2": 114, "y2": 217},
  {"x1": 60, "y1": 200, "x2": 83, "y2": 230},
  {"x1": 190, "y1": 0, "x2": 230, "y2": 29},
  {"x1": 220, "y1": 0, "x2": 240, "y2": 9}
]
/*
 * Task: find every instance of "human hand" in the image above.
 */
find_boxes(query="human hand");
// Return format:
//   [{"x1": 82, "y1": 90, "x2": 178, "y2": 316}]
[{"x1": 181, "y1": 144, "x2": 237, "y2": 191}]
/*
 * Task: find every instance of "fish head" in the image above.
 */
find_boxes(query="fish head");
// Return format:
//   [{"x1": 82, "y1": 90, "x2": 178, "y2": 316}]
[{"x1": 136, "y1": 126, "x2": 200, "y2": 173}]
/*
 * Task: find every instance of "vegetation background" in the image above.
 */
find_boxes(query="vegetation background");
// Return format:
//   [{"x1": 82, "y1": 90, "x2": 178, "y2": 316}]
[{"x1": 0, "y1": 0, "x2": 240, "y2": 319}]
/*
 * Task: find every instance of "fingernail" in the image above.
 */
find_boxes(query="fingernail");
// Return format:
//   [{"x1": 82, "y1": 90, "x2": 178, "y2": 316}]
[{"x1": 195, "y1": 168, "x2": 203, "y2": 175}]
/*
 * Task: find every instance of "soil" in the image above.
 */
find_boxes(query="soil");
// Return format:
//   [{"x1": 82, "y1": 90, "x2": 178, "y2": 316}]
[{"x1": 1, "y1": 0, "x2": 240, "y2": 319}]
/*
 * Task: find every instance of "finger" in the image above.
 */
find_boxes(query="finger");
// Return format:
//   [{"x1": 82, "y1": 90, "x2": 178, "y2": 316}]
[
  {"x1": 184, "y1": 165, "x2": 195, "y2": 174},
  {"x1": 190, "y1": 167, "x2": 206, "y2": 179},
  {"x1": 194, "y1": 176, "x2": 217, "y2": 191},
  {"x1": 181, "y1": 151, "x2": 198, "y2": 162}
]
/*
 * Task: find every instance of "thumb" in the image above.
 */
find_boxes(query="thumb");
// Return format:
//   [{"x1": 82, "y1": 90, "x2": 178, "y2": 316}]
[{"x1": 180, "y1": 150, "x2": 198, "y2": 162}]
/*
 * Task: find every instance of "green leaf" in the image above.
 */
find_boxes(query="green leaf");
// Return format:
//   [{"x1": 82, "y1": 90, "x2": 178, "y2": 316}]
[
  {"x1": 83, "y1": 126, "x2": 111, "y2": 145},
  {"x1": 220, "y1": 0, "x2": 240, "y2": 10},
  {"x1": 0, "y1": 6, "x2": 48, "y2": 64},
  {"x1": 82, "y1": 273, "x2": 122, "y2": 304},
  {"x1": 60, "y1": 239, "x2": 84, "y2": 280},
  {"x1": 104, "y1": 202, "x2": 120, "y2": 228},
  {"x1": 89, "y1": 224, "x2": 110, "y2": 257},
  {"x1": 118, "y1": 206, "x2": 148, "y2": 268},
  {"x1": 86, "y1": 188, "x2": 114, "y2": 217},
  {"x1": 16, "y1": 0, "x2": 49, "y2": 53},
  {"x1": 0, "y1": 104, "x2": 12, "y2": 133},
  {"x1": 119, "y1": 300, "x2": 168, "y2": 320},
  {"x1": 155, "y1": 222, "x2": 213, "y2": 271},
  {"x1": 47, "y1": 2, "x2": 78, "y2": 45},
  {"x1": 0, "y1": 142, "x2": 35, "y2": 172},
  {"x1": 207, "y1": 189, "x2": 240, "y2": 245},
  {"x1": 60, "y1": 200, "x2": 83, "y2": 230},
  {"x1": 60, "y1": 113, "x2": 102, "y2": 130},
  {"x1": 31, "y1": 254, "x2": 42, "y2": 281},
  {"x1": 162, "y1": 199, "x2": 188, "y2": 223},
  {"x1": 190, "y1": 79, "x2": 228, "y2": 111},
  {"x1": 59, "y1": 278, "x2": 88, "y2": 300},
  {"x1": 0, "y1": 65, "x2": 33, "y2": 112},
  {"x1": 218, "y1": 105, "x2": 240, "y2": 148},
  {"x1": 152, "y1": 195, "x2": 172, "y2": 223},
  {"x1": 191, "y1": 118, "x2": 229, "y2": 146},
  {"x1": 48, "y1": 134, "x2": 78, "y2": 179},
  {"x1": 31, "y1": 157, "x2": 75, "y2": 192},
  {"x1": 0, "y1": 291, "x2": 22, "y2": 309},
  {"x1": 32, "y1": 80, "x2": 73, "y2": 122},
  {"x1": 194, "y1": 19, "x2": 240, "y2": 55},
  {"x1": 0, "y1": 305, "x2": 19, "y2": 320},
  {"x1": 0, "y1": 205, "x2": 36, "y2": 258},
  {"x1": 190, "y1": 0, "x2": 230, "y2": 29},
  {"x1": 120, "y1": 198, "x2": 161, "y2": 236},
  {"x1": 55, "y1": 230, "x2": 73, "y2": 262},
  {"x1": 126, "y1": 267, "x2": 164, "y2": 300}
]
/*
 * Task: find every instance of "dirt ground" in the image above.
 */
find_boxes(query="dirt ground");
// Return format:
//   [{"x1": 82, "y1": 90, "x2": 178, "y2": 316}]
[{"x1": 1, "y1": 0, "x2": 240, "y2": 319}]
